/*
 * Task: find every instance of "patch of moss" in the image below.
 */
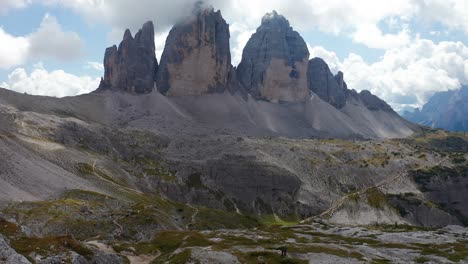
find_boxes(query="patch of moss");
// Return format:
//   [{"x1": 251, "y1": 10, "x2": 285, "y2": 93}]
[
  {"x1": 115, "y1": 231, "x2": 211, "y2": 257},
  {"x1": 191, "y1": 206, "x2": 259, "y2": 230},
  {"x1": 77, "y1": 162, "x2": 124, "y2": 186},
  {"x1": 372, "y1": 259, "x2": 391, "y2": 263},
  {"x1": 417, "y1": 241, "x2": 468, "y2": 262},
  {"x1": 152, "y1": 249, "x2": 193, "y2": 264},
  {"x1": 258, "y1": 214, "x2": 299, "y2": 227},
  {"x1": 235, "y1": 250, "x2": 308, "y2": 264},
  {"x1": 60, "y1": 189, "x2": 114, "y2": 202},
  {"x1": 349, "y1": 193, "x2": 360, "y2": 203},
  {"x1": 11, "y1": 235, "x2": 94, "y2": 260},
  {"x1": 289, "y1": 244, "x2": 365, "y2": 261},
  {"x1": 134, "y1": 157, "x2": 175, "y2": 182},
  {"x1": 414, "y1": 256, "x2": 430, "y2": 263},
  {"x1": 0, "y1": 219, "x2": 19, "y2": 237},
  {"x1": 366, "y1": 187, "x2": 387, "y2": 209}
]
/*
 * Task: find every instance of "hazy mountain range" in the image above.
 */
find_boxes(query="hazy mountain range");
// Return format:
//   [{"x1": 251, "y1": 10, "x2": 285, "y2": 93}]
[{"x1": 404, "y1": 85, "x2": 468, "y2": 132}]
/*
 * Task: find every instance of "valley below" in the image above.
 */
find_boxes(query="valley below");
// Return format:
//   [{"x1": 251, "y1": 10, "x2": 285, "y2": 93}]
[{"x1": 0, "y1": 88, "x2": 467, "y2": 263}]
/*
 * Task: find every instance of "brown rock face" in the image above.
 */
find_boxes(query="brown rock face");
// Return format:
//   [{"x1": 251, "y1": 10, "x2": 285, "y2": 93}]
[
  {"x1": 237, "y1": 11, "x2": 310, "y2": 102},
  {"x1": 156, "y1": 5, "x2": 231, "y2": 96},
  {"x1": 98, "y1": 21, "x2": 158, "y2": 94}
]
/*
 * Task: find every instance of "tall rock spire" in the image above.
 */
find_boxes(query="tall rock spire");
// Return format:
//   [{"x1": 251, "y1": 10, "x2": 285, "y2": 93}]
[
  {"x1": 237, "y1": 11, "x2": 310, "y2": 102},
  {"x1": 156, "y1": 4, "x2": 231, "y2": 96},
  {"x1": 307, "y1": 58, "x2": 348, "y2": 109},
  {"x1": 98, "y1": 21, "x2": 158, "y2": 94},
  {"x1": 307, "y1": 56, "x2": 394, "y2": 112}
]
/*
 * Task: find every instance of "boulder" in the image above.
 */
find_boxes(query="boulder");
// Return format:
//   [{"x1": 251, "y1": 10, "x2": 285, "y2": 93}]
[
  {"x1": 98, "y1": 21, "x2": 158, "y2": 94},
  {"x1": 156, "y1": 4, "x2": 231, "y2": 96},
  {"x1": 237, "y1": 11, "x2": 310, "y2": 102}
]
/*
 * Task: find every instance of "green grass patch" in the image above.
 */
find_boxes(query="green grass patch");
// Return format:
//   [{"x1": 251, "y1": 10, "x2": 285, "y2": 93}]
[
  {"x1": 417, "y1": 241, "x2": 468, "y2": 262},
  {"x1": 77, "y1": 162, "x2": 124, "y2": 186},
  {"x1": 414, "y1": 256, "x2": 430, "y2": 263},
  {"x1": 258, "y1": 214, "x2": 299, "y2": 227},
  {"x1": 290, "y1": 244, "x2": 365, "y2": 261},
  {"x1": 192, "y1": 207, "x2": 259, "y2": 230},
  {"x1": 152, "y1": 249, "x2": 192, "y2": 264},
  {"x1": 11, "y1": 235, "x2": 94, "y2": 260},
  {"x1": 134, "y1": 157, "x2": 175, "y2": 182}
]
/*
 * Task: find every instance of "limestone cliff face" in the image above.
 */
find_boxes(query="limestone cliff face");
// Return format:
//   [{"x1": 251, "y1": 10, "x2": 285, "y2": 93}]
[
  {"x1": 237, "y1": 11, "x2": 310, "y2": 102},
  {"x1": 99, "y1": 21, "x2": 158, "y2": 94},
  {"x1": 156, "y1": 6, "x2": 231, "y2": 96},
  {"x1": 307, "y1": 58, "x2": 348, "y2": 109},
  {"x1": 308, "y1": 57, "x2": 395, "y2": 112}
]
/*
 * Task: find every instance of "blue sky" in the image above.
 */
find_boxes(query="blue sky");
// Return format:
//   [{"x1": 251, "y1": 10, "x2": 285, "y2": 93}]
[{"x1": 1, "y1": 0, "x2": 468, "y2": 112}]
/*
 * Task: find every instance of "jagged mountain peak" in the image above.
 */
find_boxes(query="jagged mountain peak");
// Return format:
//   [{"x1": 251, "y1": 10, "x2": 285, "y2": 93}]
[
  {"x1": 156, "y1": 4, "x2": 231, "y2": 96},
  {"x1": 98, "y1": 21, "x2": 157, "y2": 94},
  {"x1": 191, "y1": 1, "x2": 216, "y2": 15},
  {"x1": 123, "y1": 28, "x2": 133, "y2": 40},
  {"x1": 237, "y1": 11, "x2": 309, "y2": 102},
  {"x1": 404, "y1": 85, "x2": 468, "y2": 131},
  {"x1": 260, "y1": 10, "x2": 290, "y2": 29}
]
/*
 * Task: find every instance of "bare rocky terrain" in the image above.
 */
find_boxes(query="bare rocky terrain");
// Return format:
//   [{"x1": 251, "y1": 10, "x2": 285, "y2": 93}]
[
  {"x1": 0, "y1": 87, "x2": 467, "y2": 263},
  {"x1": 0, "y1": 4, "x2": 467, "y2": 264}
]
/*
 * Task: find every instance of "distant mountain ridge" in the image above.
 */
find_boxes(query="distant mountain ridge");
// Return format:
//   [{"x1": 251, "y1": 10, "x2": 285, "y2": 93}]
[
  {"x1": 404, "y1": 85, "x2": 468, "y2": 132},
  {"x1": 91, "y1": 6, "x2": 416, "y2": 139}
]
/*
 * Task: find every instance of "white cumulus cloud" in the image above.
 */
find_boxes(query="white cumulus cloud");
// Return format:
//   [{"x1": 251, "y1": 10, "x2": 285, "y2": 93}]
[
  {"x1": 1, "y1": 64, "x2": 100, "y2": 97},
  {"x1": 28, "y1": 14, "x2": 84, "y2": 61},
  {"x1": 310, "y1": 39, "x2": 468, "y2": 111},
  {"x1": 0, "y1": 0, "x2": 31, "y2": 14},
  {"x1": 86, "y1": 61, "x2": 104, "y2": 72},
  {"x1": 0, "y1": 14, "x2": 84, "y2": 69},
  {"x1": 0, "y1": 27, "x2": 30, "y2": 69}
]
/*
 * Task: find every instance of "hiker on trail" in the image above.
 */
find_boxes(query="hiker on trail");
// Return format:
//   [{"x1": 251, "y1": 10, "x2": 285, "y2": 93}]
[{"x1": 280, "y1": 246, "x2": 287, "y2": 257}]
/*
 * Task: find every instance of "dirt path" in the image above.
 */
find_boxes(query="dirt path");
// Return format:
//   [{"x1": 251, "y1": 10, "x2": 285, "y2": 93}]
[
  {"x1": 186, "y1": 203, "x2": 199, "y2": 229},
  {"x1": 318, "y1": 171, "x2": 406, "y2": 218},
  {"x1": 85, "y1": 151, "x2": 144, "y2": 195},
  {"x1": 86, "y1": 240, "x2": 158, "y2": 264},
  {"x1": 301, "y1": 157, "x2": 449, "y2": 223},
  {"x1": 113, "y1": 215, "x2": 125, "y2": 235}
]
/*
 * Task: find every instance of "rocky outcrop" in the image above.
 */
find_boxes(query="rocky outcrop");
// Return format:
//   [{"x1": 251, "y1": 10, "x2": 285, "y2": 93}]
[
  {"x1": 307, "y1": 58, "x2": 348, "y2": 108},
  {"x1": 355, "y1": 90, "x2": 394, "y2": 112},
  {"x1": 0, "y1": 235, "x2": 31, "y2": 264},
  {"x1": 156, "y1": 5, "x2": 231, "y2": 96},
  {"x1": 98, "y1": 21, "x2": 158, "y2": 94},
  {"x1": 237, "y1": 11, "x2": 310, "y2": 102},
  {"x1": 308, "y1": 57, "x2": 395, "y2": 112}
]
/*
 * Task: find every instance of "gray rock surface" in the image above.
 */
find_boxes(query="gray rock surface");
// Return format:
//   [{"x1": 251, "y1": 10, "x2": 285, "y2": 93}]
[
  {"x1": 237, "y1": 11, "x2": 310, "y2": 102},
  {"x1": 0, "y1": 235, "x2": 31, "y2": 264},
  {"x1": 356, "y1": 90, "x2": 394, "y2": 112},
  {"x1": 307, "y1": 58, "x2": 348, "y2": 109},
  {"x1": 308, "y1": 57, "x2": 394, "y2": 113},
  {"x1": 156, "y1": 4, "x2": 231, "y2": 96},
  {"x1": 98, "y1": 21, "x2": 158, "y2": 94}
]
